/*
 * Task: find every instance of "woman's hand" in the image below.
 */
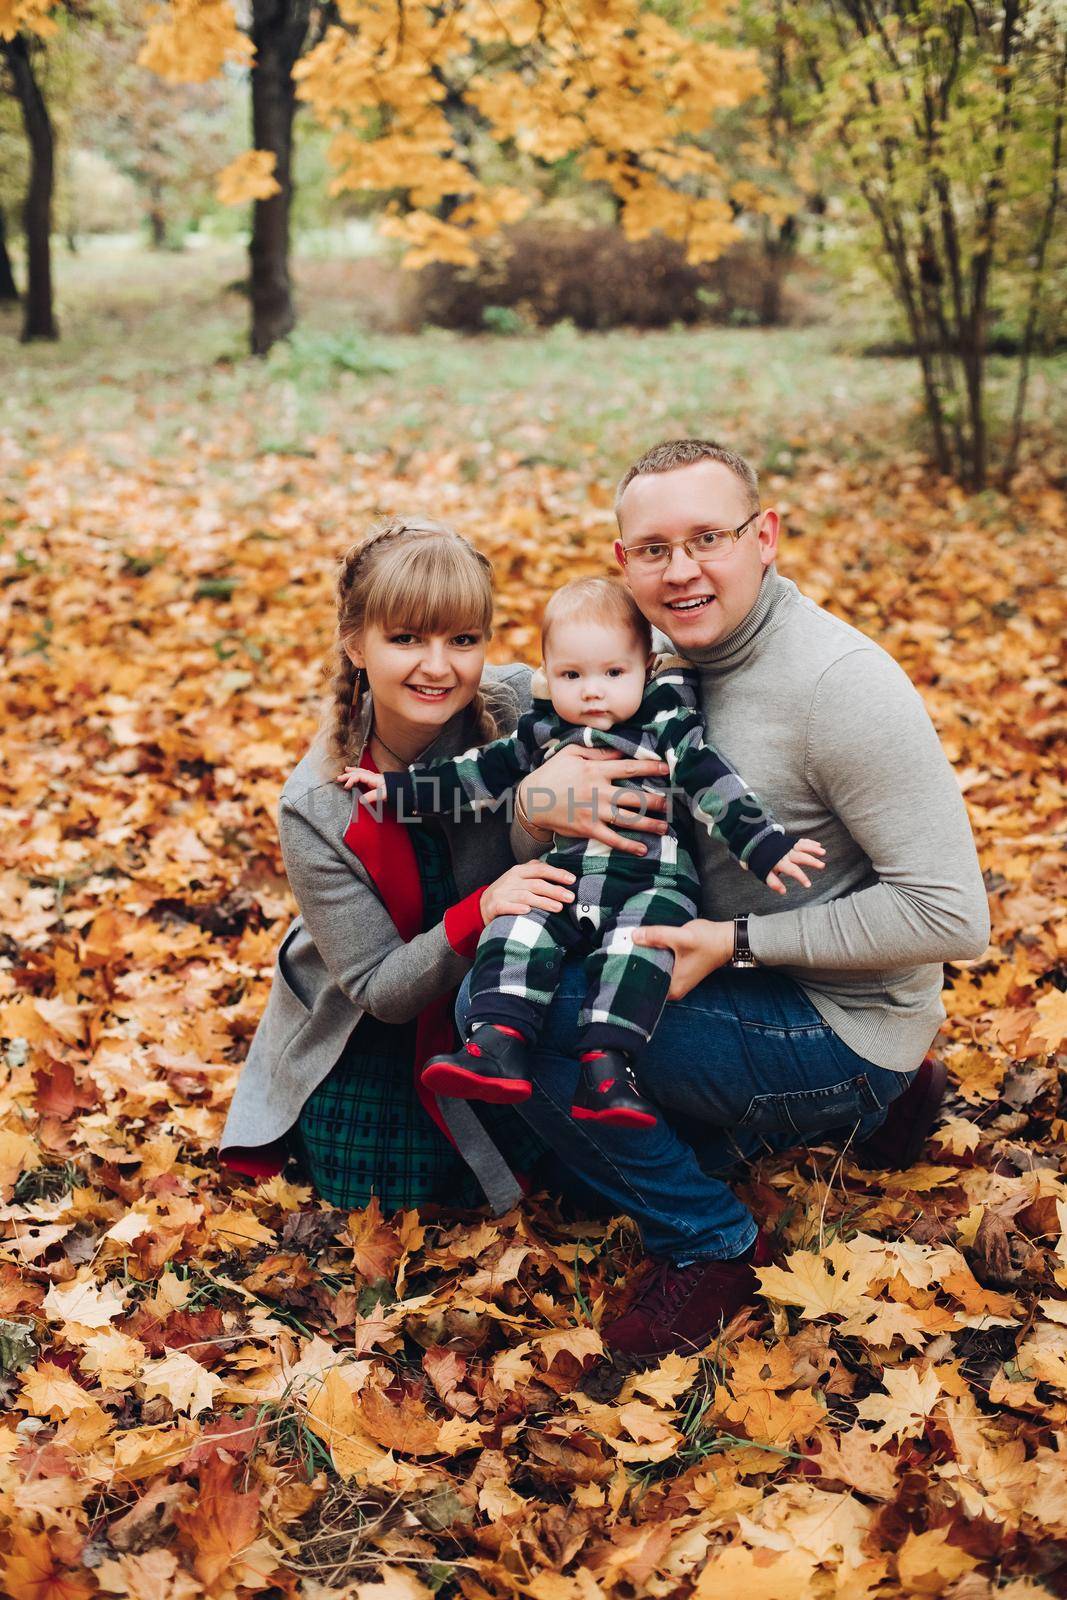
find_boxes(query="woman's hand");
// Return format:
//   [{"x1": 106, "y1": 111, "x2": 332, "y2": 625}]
[
  {"x1": 337, "y1": 766, "x2": 387, "y2": 797},
  {"x1": 631, "y1": 918, "x2": 734, "y2": 1000},
  {"x1": 765, "y1": 837, "x2": 826, "y2": 895},
  {"x1": 480, "y1": 861, "x2": 577, "y2": 923},
  {"x1": 516, "y1": 747, "x2": 670, "y2": 857}
]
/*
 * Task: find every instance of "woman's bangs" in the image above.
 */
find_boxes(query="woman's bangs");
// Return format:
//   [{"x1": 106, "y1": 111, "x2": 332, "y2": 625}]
[{"x1": 367, "y1": 542, "x2": 493, "y2": 637}]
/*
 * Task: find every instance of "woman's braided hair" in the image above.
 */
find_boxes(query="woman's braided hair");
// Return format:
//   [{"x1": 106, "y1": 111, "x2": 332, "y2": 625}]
[{"x1": 323, "y1": 516, "x2": 500, "y2": 775}]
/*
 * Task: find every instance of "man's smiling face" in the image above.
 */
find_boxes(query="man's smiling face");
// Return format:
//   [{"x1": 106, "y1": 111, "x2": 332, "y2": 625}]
[{"x1": 614, "y1": 460, "x2": 779, "y2": 651}]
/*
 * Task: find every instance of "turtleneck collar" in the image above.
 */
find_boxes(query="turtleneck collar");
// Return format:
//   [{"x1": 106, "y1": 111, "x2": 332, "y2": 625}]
[{"x1": 674, "y1": 564, "x2": 791, "y2": 672}]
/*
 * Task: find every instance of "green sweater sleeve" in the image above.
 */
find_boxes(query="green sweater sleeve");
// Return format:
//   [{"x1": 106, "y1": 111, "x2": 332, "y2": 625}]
[{"x1": 382, "y1": 712, "x2": 541, "y2": 817}]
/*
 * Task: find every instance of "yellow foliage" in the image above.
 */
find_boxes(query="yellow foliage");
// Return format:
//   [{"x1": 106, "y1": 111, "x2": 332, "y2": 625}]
[
  {"x1": 0, "y1": 0, "x2": 57, "y2": 39},
  {"x1": 137, "y1": 0, "x2": 253, "y2": 84},
  {"x1": 215, "y1": 149, "x2": 283, "y2": 207},
  {"x1": 293, "y1": 0, "x2": 769, "y2": 269}
]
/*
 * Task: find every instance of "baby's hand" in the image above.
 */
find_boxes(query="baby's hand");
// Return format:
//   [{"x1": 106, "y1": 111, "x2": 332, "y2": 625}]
[
  {"x1": 337, "y1": 766, "x2": 387, "y2": 797},
  {"x1": 765, "y1": 837, "x2": 825, "y2": 896}
]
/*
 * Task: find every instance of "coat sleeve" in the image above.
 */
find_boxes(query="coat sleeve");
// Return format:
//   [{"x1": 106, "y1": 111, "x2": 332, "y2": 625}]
[
  {"x1": 278, "y1": 795, "x2": 476, "y2": 1024},
  {"x1": 748, "y1": 649, "x2": 991, "y2": 970}
]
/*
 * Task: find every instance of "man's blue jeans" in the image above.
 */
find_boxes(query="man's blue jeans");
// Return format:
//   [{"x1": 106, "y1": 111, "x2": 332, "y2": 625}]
[{"x1": 456, "y1": 958, "x2": 914, "y2": 1263}]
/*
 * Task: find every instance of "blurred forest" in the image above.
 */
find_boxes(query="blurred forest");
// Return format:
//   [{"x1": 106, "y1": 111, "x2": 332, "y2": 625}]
[{"x1": 2, "y1": 0, "x2": 1065, "y2": 484}]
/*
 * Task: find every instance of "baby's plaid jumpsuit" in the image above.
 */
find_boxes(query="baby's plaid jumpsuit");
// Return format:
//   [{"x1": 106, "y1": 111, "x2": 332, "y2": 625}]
[{"x1": 381, "y1": 657, "x2": 799, "y2": 1058}]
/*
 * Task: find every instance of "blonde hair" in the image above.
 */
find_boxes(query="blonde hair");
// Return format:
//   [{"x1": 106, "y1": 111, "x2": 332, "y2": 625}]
[
  {"x1": 323, "y1": 517, "x2": 499, "y2": 774},
  {"x1": 615, "y1": 438, "x2": 760, "y2": 520},
  {"x1": 541, "y1": 577, "x2": 652, "y2": 658}
]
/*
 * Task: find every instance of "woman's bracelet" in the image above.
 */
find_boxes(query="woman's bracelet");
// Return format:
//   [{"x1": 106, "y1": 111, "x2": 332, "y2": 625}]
[{"x1": 515, "y1": 784, "x2": 552, "y2": 843}]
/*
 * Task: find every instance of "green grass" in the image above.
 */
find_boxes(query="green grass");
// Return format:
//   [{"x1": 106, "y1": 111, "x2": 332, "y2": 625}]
[{"x1": 2, "y1": 234, "x2": 1062, "y2": 478}]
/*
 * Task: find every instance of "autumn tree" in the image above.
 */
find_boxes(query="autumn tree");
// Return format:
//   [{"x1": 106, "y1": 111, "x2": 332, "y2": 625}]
[
  {"x1": 782, "y1": 0, "x2": 1067, "y2": 488},
  {"x1": 140, "y1": 0, "x2": 329, "y2": 354},
  {"x1": 70, "y1": 0, "x2": 238, "y2": 250},
  {"x1": 1, "y1": 3, "x2": 60, "y2": 340},
  {"x1": 292, "y1": 0, "x2": 768, "y2": 273}
]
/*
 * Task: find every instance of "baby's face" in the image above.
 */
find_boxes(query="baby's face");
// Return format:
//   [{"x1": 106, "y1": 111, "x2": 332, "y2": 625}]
[{"x1": 543, "y1": 618, "x2": 650, "y2": 729}]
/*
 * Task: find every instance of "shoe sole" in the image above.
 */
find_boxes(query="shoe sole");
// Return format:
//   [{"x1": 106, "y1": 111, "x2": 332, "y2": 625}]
[
  {"x1": 572, "y1": 1105, "x2": 657, "y2": 1128},
  {"x1": 421, "y1": 1062, "x2": 532, "y2": 1104},
  {"x1": 857, "y1": 1057, "x2": 949, "y2": 1170}
]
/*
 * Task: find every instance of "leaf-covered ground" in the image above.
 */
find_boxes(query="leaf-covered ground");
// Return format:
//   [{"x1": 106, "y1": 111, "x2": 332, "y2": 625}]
[{"x1": 1, "y1": 298, "x2": 1066, "y2": 1598}]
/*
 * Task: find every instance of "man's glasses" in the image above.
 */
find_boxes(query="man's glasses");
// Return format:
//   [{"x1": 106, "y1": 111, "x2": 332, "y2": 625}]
[{"x1": 619, "y1": 511, "x2": 760, "y2": 572}]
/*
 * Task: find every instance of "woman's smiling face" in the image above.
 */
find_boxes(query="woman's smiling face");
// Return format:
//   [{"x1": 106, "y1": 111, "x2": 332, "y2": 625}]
[{"x1": 348, "y1": 622, "x2": 487, "y2": 749}]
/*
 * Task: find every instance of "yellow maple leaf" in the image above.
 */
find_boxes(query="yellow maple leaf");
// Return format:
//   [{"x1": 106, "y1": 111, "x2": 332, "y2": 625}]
[
  {"x1": 625, "y1": 1350, "x2": 699, "y2": 1407},
  {"x1": 43, "y1": 1273, "x2": 127, "y2": 1331},
  {"x1": 77, "y1": 1330, "x2": 147, "y2": 1389},
  {"x1": 536, "y1": 1324, "x2": 604, "y2": 1366},
  {"x1": 756, "y1": 1240, "x2": 874, "y2": 1319},
  {"x1": 1031, "y1": 987, "x2": 1067, "y2": 1051},
  {"x1": 896, "y1": 1527, "x2": 979, "y2": 1593},
  {"x1": 20, "y1": 1362, "x2": 107, "y2": 1423},
  {"x1": 0, "y1": 1128, "x2": 40, "y2": 1189},
  {"x1": 855, "y1": 1365, "x2": 942, "y2": 1444},
  {"x1": 141, "y1": 1349, "x2": 223, "y2": 1417},
  {"x1": 305, "y1": 1367, "x2": 425, "y2": 1487},
  {"x1": 216, "y1": 150, "x2": 283, "y2": 207},
  {"x1": 206, "y1": 1207, "x2": 276, "y2": 1251},
  {"x1": 715, "y1": 1382, "x2": 825, "y2": 1446},
  {"x1": 33, "y1": 994, "x2": 86, "y2": 1044}
]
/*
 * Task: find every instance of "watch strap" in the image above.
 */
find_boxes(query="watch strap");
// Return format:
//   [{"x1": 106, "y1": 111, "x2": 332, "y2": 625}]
[{"x1": 732, "y1": 916, "x2": 758, "y2": 968}]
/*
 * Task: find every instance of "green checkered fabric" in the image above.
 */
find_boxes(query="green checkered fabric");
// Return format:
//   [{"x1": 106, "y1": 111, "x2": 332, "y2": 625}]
[
  {"x1": 383, "y1": 657, "x2": 799, "y2": 884},
  {"x1": 293, "y1": 822, "x2": 543, "y2": 1212}
]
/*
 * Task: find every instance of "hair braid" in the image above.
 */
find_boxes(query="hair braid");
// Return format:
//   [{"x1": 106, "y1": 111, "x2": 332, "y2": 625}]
[
  {"x1": 468, "y1": 687, "x2": 500, "y2": 745},
  {"x1": 323, "y1": 524, "x2": 409, "y2": 773}
]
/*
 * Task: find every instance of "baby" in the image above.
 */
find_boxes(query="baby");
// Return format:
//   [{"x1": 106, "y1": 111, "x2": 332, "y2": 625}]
[{"x1": 339, "y1": 578, "x2": 823, "y2": 1130}]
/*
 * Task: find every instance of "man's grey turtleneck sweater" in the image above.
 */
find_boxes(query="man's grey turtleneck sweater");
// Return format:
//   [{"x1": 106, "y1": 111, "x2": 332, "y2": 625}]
[{"x1": 514, "y1": 565, "x2": 990, "y2": 1072}]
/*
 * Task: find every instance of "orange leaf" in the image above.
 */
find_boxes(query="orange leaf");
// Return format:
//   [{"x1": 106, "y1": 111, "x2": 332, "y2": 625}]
[
  {"x1": 174, "y1": 1457, "x2": 260, "y2": 1587},
  {"x1": 1, "y1": 1528, "x2": 96, "y2": 1600}
]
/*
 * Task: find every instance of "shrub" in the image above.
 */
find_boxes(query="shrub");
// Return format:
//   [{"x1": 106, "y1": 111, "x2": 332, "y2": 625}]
[{"x1": 401, "y1": 222, "x2": 802, "y2": 333}]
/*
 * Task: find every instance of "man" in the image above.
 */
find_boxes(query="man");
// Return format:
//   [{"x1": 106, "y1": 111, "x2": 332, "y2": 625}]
[{"x1": 468, "y1": 438, "x2": 990, "y2": 1359}]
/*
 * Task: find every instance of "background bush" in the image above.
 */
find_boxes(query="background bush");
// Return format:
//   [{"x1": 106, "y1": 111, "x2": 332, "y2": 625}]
[{"x1": 402, "y1": 223, "x2": 809, "y2": 333}]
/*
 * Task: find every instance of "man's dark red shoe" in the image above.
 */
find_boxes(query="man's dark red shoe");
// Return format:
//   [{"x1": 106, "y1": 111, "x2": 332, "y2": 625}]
[
  {"x1": 854, "y1": 1056, "x2": 948, "y2": 1171},
  {"x1": 571, "y1": 1049, "x2": 657, "y2": 1128},
  {"x1": 421, "y1": 1024, "x2": 532, "y2": 1105},
  {"x1": 602, "y1": 1231, "x2": 773, "y2": 1361}
]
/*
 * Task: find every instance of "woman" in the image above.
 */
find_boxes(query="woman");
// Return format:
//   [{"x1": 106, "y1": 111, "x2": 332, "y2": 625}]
[{"x1": 219, "y1": 517, "x2": 576, "y2": 1213}]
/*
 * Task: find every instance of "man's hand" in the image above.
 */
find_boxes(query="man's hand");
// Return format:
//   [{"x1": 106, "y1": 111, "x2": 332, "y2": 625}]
[
  {"x1": 517, "y1": 747, "x2": 670, "y2": 857},
  {"x1": 632, "y1": 919, "x2": 734, "y2": 1000}
]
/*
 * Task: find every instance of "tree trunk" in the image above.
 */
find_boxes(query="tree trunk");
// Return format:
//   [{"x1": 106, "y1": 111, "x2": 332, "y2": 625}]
[
  {"x1": 759, "y1": 214, "x2": 796, "y2": 326},
  {"x1": 1005, "y1": 31, "x2": 1067, "y2": 480},
  {"x1": 0, "y1": 209, "x2": 18, "y2": 302},
  {"x1": 248, "y1": 0, "x2": 312, "y2": 355},
  {"x1": 4, "y1": 34, "x2": 58, "y2": 342}
]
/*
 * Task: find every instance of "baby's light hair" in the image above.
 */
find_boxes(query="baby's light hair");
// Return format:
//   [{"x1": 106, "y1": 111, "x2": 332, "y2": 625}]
[{"x1": 542, "y1": 577, "x2": 652, "y2": 659}]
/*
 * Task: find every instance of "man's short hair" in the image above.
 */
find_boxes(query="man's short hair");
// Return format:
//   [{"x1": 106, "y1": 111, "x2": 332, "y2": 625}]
[{"x1": 615, "y1": 439, "x2": 760, "y2": 522}]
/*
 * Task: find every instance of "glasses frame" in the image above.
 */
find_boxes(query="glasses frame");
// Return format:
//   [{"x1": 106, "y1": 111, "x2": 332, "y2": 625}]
[{"x1": 619, "y1": 510, "x2": 761, "y2": 571}]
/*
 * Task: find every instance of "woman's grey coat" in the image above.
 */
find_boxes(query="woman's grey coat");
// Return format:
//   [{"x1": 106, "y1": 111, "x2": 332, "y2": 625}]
[{"x1": 220, "y1": 663, "x2": 534, "y2": 1210}]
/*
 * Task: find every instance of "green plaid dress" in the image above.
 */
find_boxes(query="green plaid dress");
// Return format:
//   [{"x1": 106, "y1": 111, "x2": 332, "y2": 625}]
[{"x1": 293, "y1": 821, "x2": 543, "y2": 1213}]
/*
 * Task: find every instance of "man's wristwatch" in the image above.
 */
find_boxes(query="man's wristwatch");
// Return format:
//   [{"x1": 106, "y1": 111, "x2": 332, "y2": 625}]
[{"x1": 731, "y1": 916, "x2": 759, "y2": 969}]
